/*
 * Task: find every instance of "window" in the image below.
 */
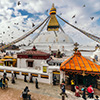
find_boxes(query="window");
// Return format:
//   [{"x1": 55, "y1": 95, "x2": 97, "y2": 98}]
[
  {"x1": 26, "y1": 60, "x2": 34, "y2": 67},
  {"x1": 28, "y1": 61, "x2": 33, "y2": 67}
]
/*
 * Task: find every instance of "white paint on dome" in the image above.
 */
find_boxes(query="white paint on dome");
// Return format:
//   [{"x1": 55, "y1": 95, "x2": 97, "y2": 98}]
[{"x1": 33, "y1": 31, "x2": 74, "y2": 44}]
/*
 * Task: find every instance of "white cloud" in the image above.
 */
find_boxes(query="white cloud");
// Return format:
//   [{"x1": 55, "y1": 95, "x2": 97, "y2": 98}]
[{"x1": 0, "y1": 0, "x2": 100, "y2": 46}]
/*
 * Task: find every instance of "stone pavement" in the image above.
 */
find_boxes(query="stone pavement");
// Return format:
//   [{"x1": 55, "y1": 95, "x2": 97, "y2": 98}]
[{"x1": 0, "y1": 76, "x2": 99, "y2": 100}]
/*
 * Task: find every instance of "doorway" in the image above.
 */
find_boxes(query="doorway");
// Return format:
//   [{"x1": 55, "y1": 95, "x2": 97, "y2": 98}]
[
  {"x1": 77, "y1": 75, "x2": 84, "y2": 85},
  {"x1": 53, "y1": 71, "x2": 60, "y2": 85}
]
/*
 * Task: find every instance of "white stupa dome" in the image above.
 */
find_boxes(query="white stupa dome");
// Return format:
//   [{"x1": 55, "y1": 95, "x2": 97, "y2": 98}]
[{"x1": 33, "y1": 31, "x2": 74, "y2": 44}]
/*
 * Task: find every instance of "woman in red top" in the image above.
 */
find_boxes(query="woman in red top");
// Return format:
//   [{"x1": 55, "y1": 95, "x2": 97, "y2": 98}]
[{"x1": 87, "y1": 85, "x2": 94, "y2": 98}]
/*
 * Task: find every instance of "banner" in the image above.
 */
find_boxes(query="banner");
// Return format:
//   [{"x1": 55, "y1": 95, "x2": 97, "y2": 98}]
[{"x1": 43, "y1": 66, "x2": 47, "y2": 73}]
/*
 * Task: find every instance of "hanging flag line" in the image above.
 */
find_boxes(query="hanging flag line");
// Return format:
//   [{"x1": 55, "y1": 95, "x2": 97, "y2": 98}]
[
  {"x1": 56, "y1": 14, "x2": 100, "y2": 43},
  {"x1": 0, "y1": 16, "x2": 50, "y2": 51}
]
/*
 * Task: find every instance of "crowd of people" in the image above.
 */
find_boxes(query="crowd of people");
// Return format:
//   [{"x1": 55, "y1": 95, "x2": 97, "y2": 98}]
[
  {"x1": 0, "y1": 72, "x2": 100, "y2": 100},
  {"x1": 59, "y1": 78, "x2": 100, "y2": 100},
  {"x1": 70, "y1": 79, "x2": 99, "y2": 100},
  {"x1": 23, "y1": 74, "x2": 39, "y2": 89},
  {"x1": 0, "y1": 72, "x2": 39, "y2": 100}
]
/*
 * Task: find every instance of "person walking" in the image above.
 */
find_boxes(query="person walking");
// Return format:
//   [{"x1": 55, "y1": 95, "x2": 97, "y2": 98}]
[
  {"x1": 60, "y1": 83, "x2": 68, "y2": 97},
  {"x1": 71, "y1": 79, "x2": 75, "y2": 92},
  {"x1": 75, "y1": 86, "x2": 80, "y2": 97},
  {"x1": 11, "y1": 73, "x2": 15, "y2": 84},
  {"x1": 24, "y1": 75, "x2": 27, "y2": 82},
  {"x1": 24, "y1": 86, "x2": 29, "y2": 93},
  {"x1": 14, "y1": 72, "x2": 17, "y2": 79},
  {"x1": 29, "y1": 74, "x2": 33, "y2": 83},
  {"x1": 3, "y1": 72, "x2": 7, "y2": 79},
  {"x1": 2, "y1": 78, "x2": 5, "y2": 89},
  {"x1": 0, "y1": 78, "x2": 2, "y2": 89},
  {"x1": 22, "y1": 86, "x2": 31, "y2": 100},
  {"x1": 81, "y1": 86, "x2": 86, "y2": 100},
  {"x1": 35, "y1": 78, "x2": 39, "y2": 89},
  {"x1": 87, "y1": 85, "x2": 94, "y2": 98},
  {"x1": 62, "y1": 78, "x2": 65, "y2": 83},
  {"x1": 3, "y1": 72, "x2": 9, "y2": 82}
]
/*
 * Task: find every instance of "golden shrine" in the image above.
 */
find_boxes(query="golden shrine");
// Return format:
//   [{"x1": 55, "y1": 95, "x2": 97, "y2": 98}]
[{"x1": 0, "y1": 56, "x2": 17, "y2": 67}]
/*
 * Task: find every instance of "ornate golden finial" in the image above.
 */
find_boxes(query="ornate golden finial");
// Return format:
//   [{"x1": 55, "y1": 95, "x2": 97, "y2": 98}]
[
  {"x1": 74, "y1": 42, "x2": 79, "y2": 47},
  {"x1": 52, "y1": 3, "x2": 54, "y2": 8},
  {"x1": 73, "y1": 42, "x2": 79, "y2": 52},
  {"x1": 82, "y1": 71, "x2": 86, "y2": 76},
  {"x1": 49, "y1": 3, "x2": 56, "y2": 15}
]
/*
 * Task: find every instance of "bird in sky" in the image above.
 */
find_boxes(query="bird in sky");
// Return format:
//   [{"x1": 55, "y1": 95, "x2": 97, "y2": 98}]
[
  {"x1": 46, "y1": 9, "x2": 49, "y2": 12},
  {"x1": 23, "y1": 30, "x2": 25, "y2": 32},
  {"x1": 8, "y1": 26, "x2": 10, "y2": 28},
  {"x1": 72, "y1": 15, "x2": 76, "y2": 18},
  {"x1": 32, "y1": 23, "x2": 35, "y2": 27},
  {"x1": 18, "y1": 1, "x2": 21, "y2": 6},
  {"x1": 83, "y1": 5, "x2": 85, "y2": 7},
  {"x1": 90, "y1": 17, "x2": 94, "y2": 20},
  {"x1": 75, "y1": 21, "x2": 77, "y2": 23}
]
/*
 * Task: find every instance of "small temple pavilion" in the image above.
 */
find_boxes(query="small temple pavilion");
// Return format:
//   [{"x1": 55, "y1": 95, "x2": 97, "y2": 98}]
[
  {"x1": 60, "y1": 50, "x2": 100, "y2": 88},
  {"x1": 17, "y1": 46, "x2": 50, "y2": 69}
]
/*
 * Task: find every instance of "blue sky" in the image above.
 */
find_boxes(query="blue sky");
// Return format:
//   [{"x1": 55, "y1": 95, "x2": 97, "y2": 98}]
[{"x1": 0, "y1": 0, "x2": 100, "y2": 45}]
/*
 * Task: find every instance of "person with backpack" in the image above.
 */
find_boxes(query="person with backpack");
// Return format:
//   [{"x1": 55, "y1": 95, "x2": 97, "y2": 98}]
[
  {"x1": 87, "y1": 85, "x2": 94, "y2": 98},
  {"x1": 22, "y1": 86, "x2": 31, "y2": 100}
]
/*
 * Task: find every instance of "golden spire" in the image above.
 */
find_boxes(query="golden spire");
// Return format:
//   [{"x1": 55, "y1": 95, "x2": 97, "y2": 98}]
[
  {"x1": 52, "y1": 3, "x2": 54, "y2": 8},
  {"x1": 49, "y1": 3, "x2": 56, "y2": 15},
  {"x1": 47, "y1": 4, "x2": 59, "y2": 31}
]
